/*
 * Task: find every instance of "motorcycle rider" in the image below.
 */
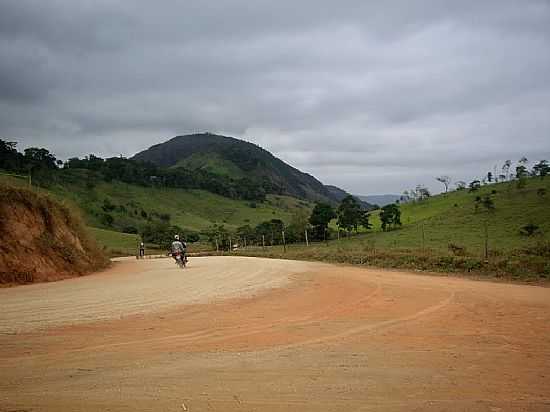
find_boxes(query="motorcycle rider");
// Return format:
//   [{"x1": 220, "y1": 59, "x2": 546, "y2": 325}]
[{"x1": 171, "y1": 234, "x2": 187, "y2": 262}]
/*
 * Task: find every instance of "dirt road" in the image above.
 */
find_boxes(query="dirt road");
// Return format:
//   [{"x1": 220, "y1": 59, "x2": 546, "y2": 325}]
[{"x1": 1, "y1": 257, "x2": 549, "y2": 411}]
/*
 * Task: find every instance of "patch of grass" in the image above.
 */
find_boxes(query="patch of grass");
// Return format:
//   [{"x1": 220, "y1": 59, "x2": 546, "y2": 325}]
[
  {"x1": 87, "y1": 227, "x2": 140, "y2": 255},
  {"x1": 173, "y1": 152, "x2": 247, "y2": 178}
]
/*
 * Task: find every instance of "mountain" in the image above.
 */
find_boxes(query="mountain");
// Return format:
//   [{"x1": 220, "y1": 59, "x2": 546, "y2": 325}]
[
  {"x1": 133, "y1": 133, "x2": 358, "y2": 204},
  {"x1": 325, "y1": 185, "x2": 373, "y2": 209},
  {"x1": 357, "y1": 194, "x2": 401, "y2": 207}
]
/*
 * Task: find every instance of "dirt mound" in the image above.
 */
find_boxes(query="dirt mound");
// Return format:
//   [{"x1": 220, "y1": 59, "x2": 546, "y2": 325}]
[{"x1": 0, "y1": 184, "x2": 108, "y2": 285}]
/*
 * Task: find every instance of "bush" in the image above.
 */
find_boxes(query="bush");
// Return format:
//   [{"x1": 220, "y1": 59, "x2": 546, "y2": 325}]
[
  {"x1": 519, "y1": 223, "x2": 541, "y2": 237},
  {"x1": 122, "y1": 225, "x2": 139, "y2": 234},
  {"x1": 100, "y1": 213, "x2": 114, "y2": 227},
  {"x1": 448, "y1": 243, "x2": 467, "y2": 256}
]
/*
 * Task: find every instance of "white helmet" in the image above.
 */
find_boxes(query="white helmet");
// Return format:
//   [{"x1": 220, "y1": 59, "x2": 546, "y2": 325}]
[{"x1": 174, "y1": 234, "x2": 179, "y2": 240}]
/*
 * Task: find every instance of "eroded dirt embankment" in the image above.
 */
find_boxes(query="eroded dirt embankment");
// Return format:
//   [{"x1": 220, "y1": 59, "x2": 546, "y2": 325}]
[{"x1": 0, "y1": 184, "x2": 108, "y2": 285}]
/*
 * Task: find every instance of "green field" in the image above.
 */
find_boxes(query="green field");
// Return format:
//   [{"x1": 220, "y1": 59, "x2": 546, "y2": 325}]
[
  {"x1": 363, "y1": 178, "x2": 550, "y2": 252},
  {"x1": 87, "y1": 227, "x2": 140, "y2": 255},
  {"x1": 237, "y1": 178, "x2": 550, "y2": 280}
]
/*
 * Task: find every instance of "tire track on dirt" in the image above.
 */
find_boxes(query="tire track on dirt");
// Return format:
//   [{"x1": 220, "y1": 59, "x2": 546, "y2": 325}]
[
  {"x1": 0, "y1": 277, "x2": 383, "y2": 360},
  {"x1": 273, "y1": 289, "x2": 457, "y2": 351}
]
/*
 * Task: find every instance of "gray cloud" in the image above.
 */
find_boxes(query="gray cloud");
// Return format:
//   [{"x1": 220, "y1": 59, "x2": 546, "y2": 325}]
[{"x1": 1, "y1": 0, "x2": 549, "y2": 194}]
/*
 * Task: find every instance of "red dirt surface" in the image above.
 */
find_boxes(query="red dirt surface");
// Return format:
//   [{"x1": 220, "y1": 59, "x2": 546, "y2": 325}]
[{"x1": 1, "y1": 257, "x2": 549, "y2": 411}]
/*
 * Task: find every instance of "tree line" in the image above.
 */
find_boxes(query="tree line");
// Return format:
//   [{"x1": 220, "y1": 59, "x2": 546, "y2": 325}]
[
  {"x1": 0, "y1": 139, "x2": 275, "y2": 202},
  {"x1": 399, "y1": 157, "x2": 549, "y2": 203},
  {"x1": 204, "y1": 195, "x2": 401, "y2": 250}
]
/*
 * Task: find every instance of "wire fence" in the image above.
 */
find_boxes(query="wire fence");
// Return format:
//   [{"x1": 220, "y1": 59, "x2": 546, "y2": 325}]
[{"x1": 0, "y1": 170, "x2": 32, "y2": 186}]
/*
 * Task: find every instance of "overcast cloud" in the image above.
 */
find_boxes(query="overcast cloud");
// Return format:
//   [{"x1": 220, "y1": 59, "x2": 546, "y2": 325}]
[{"x1": 1, "y1": 0, "x2": 549, "y2": 195}]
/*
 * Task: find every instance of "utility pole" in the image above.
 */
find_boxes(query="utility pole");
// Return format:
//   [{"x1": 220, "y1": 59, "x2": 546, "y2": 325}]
[
  {"x1": 305, "y1": 229, "x2": 309, "y2": 247},
  {"x1": 262, "y1": 235, "x2": 265, "y2": 250},
  {"x1": 282, "y1": 230, "x2": 286, "y2": 253},
  {"x1": 229, "y1": 237, "x2": 232, "y2": 253}
]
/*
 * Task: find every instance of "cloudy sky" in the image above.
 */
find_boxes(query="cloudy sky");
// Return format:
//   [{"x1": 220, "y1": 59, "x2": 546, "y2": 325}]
[{"x1": 1, "y1": 1, "x2": 549, "y2": 195}]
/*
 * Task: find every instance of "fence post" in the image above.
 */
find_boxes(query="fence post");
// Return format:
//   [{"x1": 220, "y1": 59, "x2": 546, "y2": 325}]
[
  {"x1": 422, "y1": 221, "x2": 426, "y2": 251},
  {"x1": 484, "y1": 220, "x2": 489, "y2": 261}
]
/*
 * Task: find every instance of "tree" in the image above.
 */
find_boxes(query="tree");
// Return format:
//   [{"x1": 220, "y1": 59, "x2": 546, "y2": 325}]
[
  {"x1": 455, "y1": 181, "x2": 466, "y2": 191},
  {"x1": 380, "y1": 204, "x2": 402, "y2": 231},
  {"x1": 502, "y1": 160, "x2": 512, "y2": 181},
  {"x1": 416, "y1": 185, "x2": 431, "y2": 200},
  {"x1": 309, "y1": 203, "x2": 335, "y2": 240},
  {"x1": 236, "y1": 224, "x2": 254, "y2": 246},
  {"x1": 23, "y1": 147, "x2": 58, "y2": 170},
  {"x1": 286, "y1": 209, "x2": 310, "y2": 243},
  {"x1": 0, "y1": 139, "x2": 23, "y2": 171},
  {"x1": 516, "y1": 157, "x2": 529, "y2": 179},
  {"x1": 204, "y1": 224, "x2": 231, "y2": 250},
  {"x1": 435, "y1": 176, "x2": 451, "y2": 193},
  {"x1": 358, "y1": 210, "x2": 372, "y2": 231},
  {"x1": 468, "y1": 180, "x2": 481, "y2": 192},
  {"x1": 532, "y1": 160, "x2": 549, "y2": 179},
  {"x1": 336, "y1": 195, "x2": 362, "y2": 233}
]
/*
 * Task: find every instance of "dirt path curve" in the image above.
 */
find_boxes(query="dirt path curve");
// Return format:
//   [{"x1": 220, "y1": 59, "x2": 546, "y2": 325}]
[
  {"x1": 0, "y1": 256, "x2": 322, "y2": 333},
  {"x1": 1, "y1": 257, "x2": 550, "y2": 412}
]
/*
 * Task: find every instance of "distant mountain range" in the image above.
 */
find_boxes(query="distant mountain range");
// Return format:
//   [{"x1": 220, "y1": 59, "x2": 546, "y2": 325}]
[
  {"x1": 133, "y1": 133, "x2": 371, "y2": 206},
  {"x1": 357, "y1": 194, "x2": 401, "y2": 207}
]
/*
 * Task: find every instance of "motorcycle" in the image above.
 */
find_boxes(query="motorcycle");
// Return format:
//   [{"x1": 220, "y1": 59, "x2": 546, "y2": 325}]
[{"x1": 173, "y1": 251, "x2": 187, "y2": 269}]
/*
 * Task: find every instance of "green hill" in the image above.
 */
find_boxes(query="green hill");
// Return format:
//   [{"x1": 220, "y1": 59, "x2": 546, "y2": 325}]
[
  {"x1": 133, "y1": 133, "x2": 367, "y2": 205},
  {"x1": 238, "y1": 177, "x2": 550, "y2": 280},
  {"x1": 366, "y1": 178, "x2": 550, "y2": 251}
]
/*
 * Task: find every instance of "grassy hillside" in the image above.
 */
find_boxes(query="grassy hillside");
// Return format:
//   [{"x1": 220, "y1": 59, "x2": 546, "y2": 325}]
[
  {"x1": 238, "y1": 178, "x2": 550, "y2": 280},
  {"x1": 174, "y1": 152, "x2": 247, "y2": 178},
  {"x1": 3, "y1": 170, "x2": 312, "y2": 254},
  {"x1": 365, "y1": 178, "x2": 550, "y2": 251},
  {"x1": 51, "y1": 179, "x2": 309, "y2": 231}
]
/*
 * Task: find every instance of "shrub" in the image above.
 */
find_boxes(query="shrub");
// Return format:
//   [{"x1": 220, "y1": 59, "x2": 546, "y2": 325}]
[
  {"x1": 519, "y1": 223, "x2": 541, "y2": 237},
  {"x1": 448, "y1": 243, "x2": 467, "y2": 256},
  {"x1": 122, "y1": 226, "x2": 139, "y2": 234},
  {"x1": 100, "y1": 213, "x2": 114, "y2": 227}
]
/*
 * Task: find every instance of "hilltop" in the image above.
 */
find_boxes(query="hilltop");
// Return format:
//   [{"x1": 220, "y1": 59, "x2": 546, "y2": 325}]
[{"x1": 133, "y1": 133, "x2": 363, "y2": 205}]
